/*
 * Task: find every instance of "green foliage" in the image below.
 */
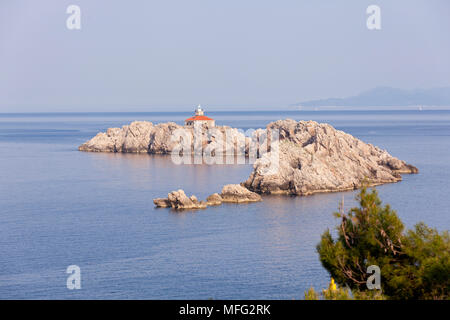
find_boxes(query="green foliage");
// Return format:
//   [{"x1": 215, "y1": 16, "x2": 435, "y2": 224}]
[
  {"x1": 400, "y1": 223, "x2": 450, "y2": 299},
  {"x1": 322, "y1": 286, "x2": 353, "y2": 300},
  {"x1": 317, "y1": 187, "x2": 449, "y2": 300},
  {"x1": 304, "y1": 280, "x2": 386, "y2": 300},
  {"x1": 304, "y1": 287, "x2": 320, "y2": 300},
  {"x1": 352, "y1": 289, "x2": 385, "y2": 300}
]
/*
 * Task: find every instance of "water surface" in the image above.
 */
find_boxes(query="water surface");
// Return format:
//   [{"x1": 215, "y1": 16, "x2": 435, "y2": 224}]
[{"x1": 0, "y1": 109, "x2": 449, "y2": 299}]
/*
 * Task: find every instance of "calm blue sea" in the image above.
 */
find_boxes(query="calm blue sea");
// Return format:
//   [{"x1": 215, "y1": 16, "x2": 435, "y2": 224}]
[{"x1": 0, "y1": 109, "x2": 449, "y2": 299}]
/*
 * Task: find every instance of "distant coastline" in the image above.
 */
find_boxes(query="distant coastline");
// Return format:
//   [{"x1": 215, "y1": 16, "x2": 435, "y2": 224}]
[
  {"x1": 3, "y1": 105, "x2": 450, "y2": 117},
  {"x1": 297, "y1": 86, "x2": 450, "y2": 107}
]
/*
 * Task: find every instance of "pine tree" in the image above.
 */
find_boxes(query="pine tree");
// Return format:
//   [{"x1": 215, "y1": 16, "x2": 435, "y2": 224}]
[{"x1": 317, "y1": 187, "x2": 449, "y2": 299}]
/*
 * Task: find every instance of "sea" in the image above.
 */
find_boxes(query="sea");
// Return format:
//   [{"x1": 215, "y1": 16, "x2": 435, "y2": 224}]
[{"x1": 0, "y1": 108, "x2": 449, "y2": 299}]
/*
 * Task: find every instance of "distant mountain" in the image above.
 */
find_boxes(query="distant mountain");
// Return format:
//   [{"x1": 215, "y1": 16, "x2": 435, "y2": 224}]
[{"x1": 298, "y1": 87, "x2": 450, "y2": 107}]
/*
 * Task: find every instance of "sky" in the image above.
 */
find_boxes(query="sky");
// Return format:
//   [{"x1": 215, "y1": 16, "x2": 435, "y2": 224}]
[{"x1": 0, "y1": 0, "x2": 449, "y2": 112}]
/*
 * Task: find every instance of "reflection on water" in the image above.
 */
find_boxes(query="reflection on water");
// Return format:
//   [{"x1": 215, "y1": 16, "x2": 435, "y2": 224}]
[{"x1": 0, "y1": 110, "x2": 449, "y2": 299}]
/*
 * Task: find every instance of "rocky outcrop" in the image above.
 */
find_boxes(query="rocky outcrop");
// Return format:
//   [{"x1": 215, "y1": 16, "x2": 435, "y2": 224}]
[
  {"x1": 148, "y1": 122, "x2": 185, "y2": 154},
  {"x1": 153, "y1": 198, "x2": 171, "y2": 208},
  {"x1": 154, "y1": 185, "x2": 261, "y2": 210},
  {"x1": 220, "y1": 184, "x2": 262, "y2": 203},
  {"x1": 244, "y1": 119, "x2": 418, "y2": 196},
  {"x1": 78, "y1": 121, "x2": 155, "y2": 153},
  {"x1": 206, "y1": 193, "x2": 223, "y2": 206},
  {"x1": 79, "y1": 121, "x2": 252, "y2": 155},
  {"x1": 154, "y1": 189, "x2": 207, "y2": 210}
]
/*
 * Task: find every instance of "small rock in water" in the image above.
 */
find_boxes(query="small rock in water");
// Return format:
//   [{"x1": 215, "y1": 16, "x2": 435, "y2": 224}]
[
  {"x1": 220, "y1": 184, "x2": 262, "y2": 203},
  {"x1": 153, "y1": 186, "x2": 261, "y2": 210},
  {"x1": 153, "y1": 198, "x2": 171, "y2": 208},
  {"x1": 206, "y1": 193, "x2": 223, "y2": 206},
  {"x1": 154, "y1": 189, "x2": 207, "y2": 210}
]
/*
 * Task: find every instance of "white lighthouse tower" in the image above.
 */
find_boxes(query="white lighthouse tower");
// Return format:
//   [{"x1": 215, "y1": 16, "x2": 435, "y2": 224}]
[{"x1": 195, "y1": 105, "x2": 204, "y2": 116}]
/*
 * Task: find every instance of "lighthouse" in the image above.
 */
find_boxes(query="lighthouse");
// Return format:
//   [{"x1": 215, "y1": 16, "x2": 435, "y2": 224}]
[{"x1": 185, "y1": 105, "x2": 215, "y2": 127}]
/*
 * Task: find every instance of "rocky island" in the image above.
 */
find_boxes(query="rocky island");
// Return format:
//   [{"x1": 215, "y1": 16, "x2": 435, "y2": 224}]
[
  {"x1": 153, "y1": 184, "x2": 262, "y2": 210},
  {"x1": 79, "y1": 118, "x2": 418, "y2": 203}
]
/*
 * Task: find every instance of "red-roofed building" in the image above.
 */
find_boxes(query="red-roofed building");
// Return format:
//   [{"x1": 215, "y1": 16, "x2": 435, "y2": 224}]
[{"x1": 185, "y1": 105, "x2": 215, "y2": 127}]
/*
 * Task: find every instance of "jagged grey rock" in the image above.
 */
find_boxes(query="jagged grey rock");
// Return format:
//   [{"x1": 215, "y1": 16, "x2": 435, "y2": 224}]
[
  {"x1": 78, "y1": 121, "x2": 251, "y2": 155},
  {"x1": 244, "y1": 119, "x2": 418, "y2": 195},
  {"x1": 78, "y1": 121, "x2": 154, "y2": 153}
]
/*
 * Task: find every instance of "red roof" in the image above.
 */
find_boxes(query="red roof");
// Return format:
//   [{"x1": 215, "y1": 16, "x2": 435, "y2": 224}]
[{"x1": 185, "y1": 115, "x2": 214, "y2": 121}]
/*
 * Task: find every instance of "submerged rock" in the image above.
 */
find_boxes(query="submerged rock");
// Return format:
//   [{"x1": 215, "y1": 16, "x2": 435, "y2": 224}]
[
  {"x1": 220, "y1": 184, "x2": 262, "y2": 203},
  {"x1": 244, "y1": 119, "x2": 418, "y2": 195}
]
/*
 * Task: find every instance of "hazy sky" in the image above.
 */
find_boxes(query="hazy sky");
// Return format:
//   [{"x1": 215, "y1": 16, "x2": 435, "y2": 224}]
[{"x1": 1, "y1": 0, "x2": 449, "y2": 112}]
